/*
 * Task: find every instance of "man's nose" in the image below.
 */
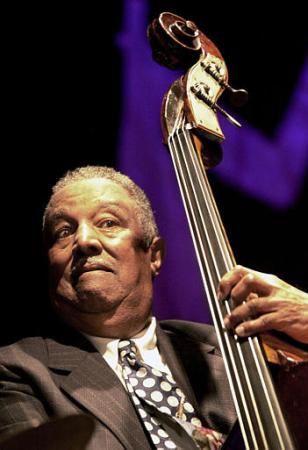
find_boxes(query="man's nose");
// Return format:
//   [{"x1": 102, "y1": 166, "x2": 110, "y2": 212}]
[{"x1": 73, "y1": 222, "x2": 103, "y2": 256}]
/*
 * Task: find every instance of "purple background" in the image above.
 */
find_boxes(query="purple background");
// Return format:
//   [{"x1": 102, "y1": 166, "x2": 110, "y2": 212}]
[{"x1": 117, "y1": 0, "x2": 308, "y2": 323}]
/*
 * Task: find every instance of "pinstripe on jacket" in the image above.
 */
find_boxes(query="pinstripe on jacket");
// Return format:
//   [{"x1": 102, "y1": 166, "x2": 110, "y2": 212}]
[{"x1": 0, "y1": 320, "x2": 237, "y2": 449}]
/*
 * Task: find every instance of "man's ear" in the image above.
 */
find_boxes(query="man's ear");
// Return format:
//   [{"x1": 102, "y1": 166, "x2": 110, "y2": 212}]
[{"x1": 150, "y1": 237, "x2": 165, "y2": 277}]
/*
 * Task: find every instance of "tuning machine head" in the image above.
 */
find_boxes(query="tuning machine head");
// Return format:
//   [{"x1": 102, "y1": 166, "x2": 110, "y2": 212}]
[{"x1": 201, "y1": 60, "x2": 248, "y2": 107}]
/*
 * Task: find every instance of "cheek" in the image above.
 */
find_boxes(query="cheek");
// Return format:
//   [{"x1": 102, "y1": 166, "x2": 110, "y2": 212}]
[
  {"x1": 48, "y1": 249, "x2": 72, "y2": 285},
  {"x1": 122, "y1": 250, "x2": 152, "y2": 282}
]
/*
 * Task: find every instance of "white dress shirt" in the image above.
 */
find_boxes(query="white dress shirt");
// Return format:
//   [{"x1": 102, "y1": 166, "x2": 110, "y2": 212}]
[{"x1": 84, "y1": 317, "x2": 171, "y2": 386}]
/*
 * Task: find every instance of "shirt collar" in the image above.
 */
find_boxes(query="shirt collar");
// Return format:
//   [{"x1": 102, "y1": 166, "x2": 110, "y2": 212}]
[{"x1": 83, "y1": 316, "x2": 157, "y2": 370}]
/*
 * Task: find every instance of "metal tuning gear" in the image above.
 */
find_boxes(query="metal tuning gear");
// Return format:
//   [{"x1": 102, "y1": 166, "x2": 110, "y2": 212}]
[
  {"x1": 191, "y1": 82, "x2": 242, "y2": 128},
  {"x1": 201, "y1": 60, "x2": 248, "y2": 107}
]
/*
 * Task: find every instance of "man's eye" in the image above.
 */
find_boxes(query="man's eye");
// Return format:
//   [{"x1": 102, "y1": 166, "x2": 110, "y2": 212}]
[
  {"x1": 55, "y1": 227, "x2": 72, "y2": 239},
  {"x1": 98, "y1": 219, "x2": 118, "y2": 229}
]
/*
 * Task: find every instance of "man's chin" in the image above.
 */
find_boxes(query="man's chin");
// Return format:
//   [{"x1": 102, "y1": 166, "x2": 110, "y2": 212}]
[{"x1": 55, "y1": 291, "x2": 121, "y2": 315}]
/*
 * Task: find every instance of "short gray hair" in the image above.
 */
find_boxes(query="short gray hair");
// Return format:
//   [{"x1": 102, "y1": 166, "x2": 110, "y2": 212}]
[{"x1": 43, "y1": 166, "x2": 159, "y2": 249}]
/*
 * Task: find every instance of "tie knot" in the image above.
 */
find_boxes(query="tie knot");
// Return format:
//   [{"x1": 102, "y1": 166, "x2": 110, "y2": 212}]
[{"x1": 118, "y1": 339, "x2": 137, "y2": 364}]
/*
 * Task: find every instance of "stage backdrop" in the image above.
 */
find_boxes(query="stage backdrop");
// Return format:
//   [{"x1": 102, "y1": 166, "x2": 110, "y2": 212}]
[{"x1": 117, "y1": 0, "x2": 308, "y2": 323}]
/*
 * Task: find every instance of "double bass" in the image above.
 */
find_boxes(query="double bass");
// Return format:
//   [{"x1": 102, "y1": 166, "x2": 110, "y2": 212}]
[{"x1": 148, "y1": 12, "x2": 308, "y2": 450}]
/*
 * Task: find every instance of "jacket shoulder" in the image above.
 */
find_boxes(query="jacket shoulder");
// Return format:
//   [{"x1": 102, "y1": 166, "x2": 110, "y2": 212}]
[
  {"x1": 159, "y1": 319, "x2": 219, "y2": 348},
  {"x1": 0, "y1": 336, "x2": 48, "y2": 366}
]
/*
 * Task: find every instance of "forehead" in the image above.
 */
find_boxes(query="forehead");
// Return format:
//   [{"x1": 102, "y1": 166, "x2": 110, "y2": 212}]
[{"x1": 48, "y1": 178, "x2": 136, "y2": 215}]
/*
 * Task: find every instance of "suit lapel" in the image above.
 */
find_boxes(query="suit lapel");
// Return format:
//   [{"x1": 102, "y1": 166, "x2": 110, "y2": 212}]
[
  {"x1": 157, "y1": 321, "x2": 237, "y2": 433},
  {"x1": 46, "y1": 338, "x2": 151, "y2": 450},
  {"x1": 156, "y1": 323, "x2": 202, "y2": 414}
]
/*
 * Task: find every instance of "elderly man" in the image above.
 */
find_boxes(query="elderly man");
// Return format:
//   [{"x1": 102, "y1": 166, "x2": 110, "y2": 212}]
[{"x1": 0, "y1": 166, "x2": 307, "y2": 450}]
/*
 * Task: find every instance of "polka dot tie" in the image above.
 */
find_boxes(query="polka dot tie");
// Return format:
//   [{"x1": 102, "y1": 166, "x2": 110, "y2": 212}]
[{"x1": 118, "y1": 339, "x2": 224, "y2": 450}]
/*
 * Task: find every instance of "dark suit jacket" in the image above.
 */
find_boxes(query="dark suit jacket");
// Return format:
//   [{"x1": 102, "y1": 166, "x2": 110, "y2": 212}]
[{"x1": 0, "y1": 320, "x2": 237, "y2": 449}]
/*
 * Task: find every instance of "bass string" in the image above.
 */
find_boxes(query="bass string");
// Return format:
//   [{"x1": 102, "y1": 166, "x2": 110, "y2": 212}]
[
  {"x1": 178, "y1": 126, "x2": 293, "y2": 449},
  {"x1": 168, "y1": 126, "x2": 273, "y2": 449}
]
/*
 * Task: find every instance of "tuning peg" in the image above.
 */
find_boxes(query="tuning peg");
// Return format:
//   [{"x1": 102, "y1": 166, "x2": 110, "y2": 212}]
[
  {"x1": 191, "y1": 83, "x2": 242, "y2": 127},
  {"x1": 214, "y1": 102, "x2": 242, "y2": 127},
  {"x1": 225, "y1": 85, "x2": 248, "y2": 107},
  {"x1": 201, "y1": 61, "x2": 248, "y2": 107}
]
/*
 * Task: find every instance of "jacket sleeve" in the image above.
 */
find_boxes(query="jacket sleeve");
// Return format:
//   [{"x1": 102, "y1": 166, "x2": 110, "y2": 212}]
[{"x1": 0, "y1": 362, "x2": 49, "y2": 444}]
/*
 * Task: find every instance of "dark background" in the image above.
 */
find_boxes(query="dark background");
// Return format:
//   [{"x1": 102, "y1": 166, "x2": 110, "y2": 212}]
[{"x1": 2, "y1": 1, "x2": 307, "y2": 344}]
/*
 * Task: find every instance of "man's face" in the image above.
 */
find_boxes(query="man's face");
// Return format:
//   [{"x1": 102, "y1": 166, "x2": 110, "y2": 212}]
[{"x1": 45, "y1": 178, "x2": 163, "y2": 337}]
